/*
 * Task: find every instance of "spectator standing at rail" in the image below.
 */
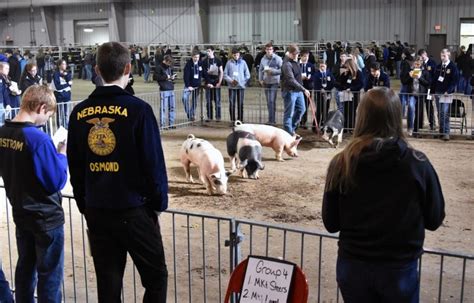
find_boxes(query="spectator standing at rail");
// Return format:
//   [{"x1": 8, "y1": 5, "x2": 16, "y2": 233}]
[
  {"x1": 44, "y1": 50, "x2": 55, "y2": 84},
  {"x1": 324, "y1": 42, "x2": 337, "y2": 73},
  {"x1": 400, "y1": 49, "x2": 414, "y2": 118},
  {"x1": 456, "y1": 45, "x2": 473, "y2": 95},
  {"x1": 156, "y1": 55, "x2": 177, "y2": 128},
  {"x1": 0, "y1": 62, "x2": 21, "y2": 120},
  {"x1": 335, "y1": 58, "x2": 364, "y2": 130},
  {"x1": 51, "y1": 59, "x2": 72, "y2": 128},
  {"x1": 0, "y1": 84, "x2": 68, "y2": 302},
  {"x1": 298, "y1": 50, "x2": 315, "y2": 129},
  {"x1": 280, "y1": 44, "x2": 311, "y2": 136},
  {"x1": 182, "y1": 50, "x2": 203, "y2": 121},
  {"x1": 323, "y1": 87, "x2": 445, "y2": 303},
  {"x1": 365, "y1": 62, "x2": 390, "y2": 92},
  {"x1": 418, "y1": 49, "x2": 437, "y2": 131},
  {"x1": 4, "y1": 49, "x2": 21, "y2": 84},
  {"x1": 258, "y1": 42, "x2": 283, "y2": 125},
  {"x1": 332, "y1": 52, "x2": 349, "y2": 113},
  {"x1": 20, "y1": 62, "x2": 42, "y2": 94},
  {"x1": 400, "y1": 54, "x2": 420, "y2": 136},
  {"x1": 313, "y1": 60, "x2": 334, "y2": 129},
  {"x1": 432, "y1": 48, "x2": 459, "y2": 141},
  {"x1": 224, "y1": 47, "x2": 250, "y2": 124},
  {"x1": 202, "y1": 46, "x2": 224, "y2": 122},
  {"x1": 67, "y1": 42, "x2": 168, "y2": 302},
  {"x1": 83, "y1": 51, "x2": 93, "y2": 81},
  {"x1": 409, "y1": 57, "x2": 433, "y2": 136}
]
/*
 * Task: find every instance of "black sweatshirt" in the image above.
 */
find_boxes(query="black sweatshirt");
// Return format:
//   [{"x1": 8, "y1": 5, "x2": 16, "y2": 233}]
[{"x1": 323, "y1": 138, "x2": 445, "y2": 263}]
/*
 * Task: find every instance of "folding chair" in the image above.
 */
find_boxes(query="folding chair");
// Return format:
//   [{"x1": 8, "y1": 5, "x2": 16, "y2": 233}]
[
  {"x1": 450, "y1": 99, "x2": 467, "y2": 134},
  {"x1": 224, "y1": 258, "x2": 309, "y2": 303}
]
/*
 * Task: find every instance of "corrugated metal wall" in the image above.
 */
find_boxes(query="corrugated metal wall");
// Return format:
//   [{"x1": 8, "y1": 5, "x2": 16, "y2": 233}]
[
  {"x1": 208, "y1": 0, "x2": 297, "y2": 43},
  {"x1": 0, "y1": 8, "x2": 49, "y2": 46},
  {"x1": 425, "y1": 0, "x2": 474, "y2": 46},
  {"x1": 1, "y1": 1, "x2": 473, "y2": 46},
  {"x1": 123, "y1": 0, "x2": 198, "y2": 45},
  {"x1": 306, "y1": 0, "x2": 417, "y2": 43}
]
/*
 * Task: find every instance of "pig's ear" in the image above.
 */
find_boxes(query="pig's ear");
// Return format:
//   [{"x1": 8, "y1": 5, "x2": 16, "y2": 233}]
[
  {"x1": 290, "y1": 137, "x2": 303, "y2": 147},
  {"x1": 225, "y1": 170, "x2": 232, "y2": 177},
  {"x1": 240, "y1": 159, "x2": 248, "y2": 168},
  {"x1": 187, "y1": 134, "x2": 195, "y2": 140},
  {"x1": 257, "y1": 160, "x2": 265, "y2": 170},
  {"x1": 234, "y1": 120, "x2": 243, "y2": 127}
]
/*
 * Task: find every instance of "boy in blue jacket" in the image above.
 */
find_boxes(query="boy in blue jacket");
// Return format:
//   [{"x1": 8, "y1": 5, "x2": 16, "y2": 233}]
[
  {"x1": 0, "y1": 84, "x2": 68, "y2": 302},
  {"x1": 67, "y1": 42, "x2": 168, "y2": 302},
  {"x1": 224, "y1": 48, "x2": 251, "y2": 124},
  {"x1": 299, "y1": 50, "x2": 315, "y2": 129},
  {"x1": 432, "y1": 49, "x2": 459, "y2": 141},
  {"x1": 314, "y1": 60, "x2": 335, "y2": 127},
  {"x1": 365, "y1": 62, "x2": 390, "y2": 91},
  {"x1": 182, "y1": 50, "x2": 202, "y2": 121},
  {"x1": 51, "y1": 59, "x2": 72, "y2": 128}
]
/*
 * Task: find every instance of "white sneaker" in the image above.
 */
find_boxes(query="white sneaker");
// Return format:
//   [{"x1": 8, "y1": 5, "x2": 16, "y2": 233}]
[{"x1": 407, "y1": 129, "x2": 413, "y2": 136}]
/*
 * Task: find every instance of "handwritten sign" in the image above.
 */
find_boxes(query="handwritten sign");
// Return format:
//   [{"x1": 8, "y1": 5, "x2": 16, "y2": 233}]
[{"x1": 240, "y1": 256, "x2": 295, "y2": 303}]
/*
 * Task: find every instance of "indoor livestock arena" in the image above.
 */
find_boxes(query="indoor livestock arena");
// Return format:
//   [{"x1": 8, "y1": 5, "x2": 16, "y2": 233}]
[{"x1": 0, "y1": 0, "x2": 473, "y2": 302}]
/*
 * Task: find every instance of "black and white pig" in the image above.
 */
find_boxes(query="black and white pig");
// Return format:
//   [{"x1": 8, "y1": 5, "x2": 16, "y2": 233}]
[
  {"x1": 226, "y1": 130, "x2": 264, "y2": 179},
  {"x1": 321, "y1": 110, "x2": 344, "y2": 148}
]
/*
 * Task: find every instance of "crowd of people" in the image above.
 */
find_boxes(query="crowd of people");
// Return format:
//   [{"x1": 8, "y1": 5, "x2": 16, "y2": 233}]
[{"x1": 0, "y1": 41, "x2": 448, "y2": 303}]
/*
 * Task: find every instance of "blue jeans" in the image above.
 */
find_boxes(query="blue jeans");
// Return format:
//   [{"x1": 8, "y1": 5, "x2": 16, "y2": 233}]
[
  {"x1": 399, "y1": 85, "x2": 408, "y2": 118},
  {"x1": 396, "y1": 60, "x2": 401, "y2": 79},
  {"x1": 56, "y1": 101, "x2": 71, "y2": 129},
  {"x1": 84, "y1": 64, "x2": 93, "y2": 81},
  {"x1": 160, "y1": 90, "x2": 176, "y2": 127},
  {"x1": 407, "y1": 95, "x2": 417, "y2": 130},
  {"x1": 337, "y1": 256, "x2": 419, "y2": 303},
  {"x1": 68, "y1": 64, "x2": 75, "y2": 79},
  {"x1": 264, "y1": 84, "x2": 279, "y2": 124},
  {"x1": 282, "y1": 91, "x2": 306, "y2": 135},
  {"x1": 0, "y1": 103, "x2": 5, "y2": 126},
  {"x1": 15, "y1": 225, "x2": 64, "y2": 303},
  {"x1": 435, "y1": 96, "x2": 451, "y2": 135},
  {"x1": 182, "y1": 88, "x2": 199, "y2": 120},
  {"x1": 229, "y1": 89, "x2": 245, "y2": 122},
  {"x1": 335, "y1": 89, "x2": 344, "y2": 113},
  {"x1": 205, "y1": 87, "x2": 221, "y2": 120},
  {"x1": 457, "y1": 76, "x2": 472, "y2": 95},
  {"x1": 0, "y1": 267, "x2": 13, "y2": 303},
  {"x1": 143, "y1": 63, "x2": 150, "y2": 82}
]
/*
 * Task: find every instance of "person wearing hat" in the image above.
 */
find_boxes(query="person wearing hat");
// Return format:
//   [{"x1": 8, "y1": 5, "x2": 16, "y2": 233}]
[{"x1": 223, "y1": 47, "x2": 250, "y2": 124}]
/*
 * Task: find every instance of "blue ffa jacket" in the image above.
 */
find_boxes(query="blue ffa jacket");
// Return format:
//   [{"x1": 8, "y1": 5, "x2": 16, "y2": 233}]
[
  {"x1": 299, "y1": 62, "x2": 315, "y2": 90},
  {"x1": 423, "y1": 58, "x2": 437, "y2": 78},
  {"x1": 0, "y1": 121, "x2": 68, "y2": 231},
  {"x1": 0, "y1": 76, "x2": 11, "y2": 107},
  {"x1": 67, "y1": 85, "x2": 168, "y2": 213},
  {"x1": 313, "y1": 69, "x2": 335, "y2": 91},
  {"x1": 183, "y1": 59, "x2": 203, "y2": 88},
  {"x1": 365, "y1": 70, "x2": 390, "y2": 91},
  {"x1": 336, "y1": 70, "x2": 364, "y2": 92},
  {"x1": 432, "y1": 61, "x2": 459, "y2": 94},
  {"x1": 52, "y1": 71, "x2": 72, "y2": 103}
]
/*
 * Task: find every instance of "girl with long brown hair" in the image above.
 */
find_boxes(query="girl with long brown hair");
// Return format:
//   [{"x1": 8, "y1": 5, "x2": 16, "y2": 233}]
[
  {"x1": 323, "y1": 87, "x2": 445, "y2": 303},
  {"x1": 335, "y1": 58, "x2": 363, "y2": 130}
]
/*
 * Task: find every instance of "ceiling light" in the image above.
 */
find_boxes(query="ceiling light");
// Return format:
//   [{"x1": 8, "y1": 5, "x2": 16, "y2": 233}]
[{"x1": 83, "y1": 28, "x2": 94, "y2": 33}]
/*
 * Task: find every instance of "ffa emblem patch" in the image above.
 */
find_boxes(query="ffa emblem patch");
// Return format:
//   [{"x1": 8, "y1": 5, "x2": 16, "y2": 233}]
[
  {"x1": 87, "y1": 117, "x2": 116, "y2": 156},
  {"x1": 446, "y1": 69, "x2": 451, "y2": 74}
]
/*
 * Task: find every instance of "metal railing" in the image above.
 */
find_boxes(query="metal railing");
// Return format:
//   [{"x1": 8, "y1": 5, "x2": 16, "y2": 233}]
[
  {"x1": 0, "y1": 187, "x2": 473, "y2": 302},
  {"x1": 197, "y1": 87, "x2": 474, "y2": 139}
]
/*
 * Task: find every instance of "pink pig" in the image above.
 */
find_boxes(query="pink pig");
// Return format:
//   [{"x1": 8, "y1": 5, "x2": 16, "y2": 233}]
[
  {"x1": 233, "y1": 121, "x2": 302, "y2": 161},
  {"x1": 180, "y1": 134, "x2": 231, "y2": 195}
]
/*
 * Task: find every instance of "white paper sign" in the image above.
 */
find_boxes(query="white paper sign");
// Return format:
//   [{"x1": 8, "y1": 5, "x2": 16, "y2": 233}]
[
  {"x1": 240, "y1": 256, "x2": 295, "y2": 303},
  {"x1": 338, "y1": 91, "x2": 353, "y2": 102},
  {"x1": 439, "y1": 95, "x2": 454, "y2": 104},
  {"x1": 52, "y1": 126, "x2": 68, "y2": 147}
]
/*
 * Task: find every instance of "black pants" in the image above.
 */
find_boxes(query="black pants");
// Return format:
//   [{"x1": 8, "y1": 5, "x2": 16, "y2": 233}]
[
  {"x1": 85, "y1": 206, "x2": 168, "y2": 303},
  {"x1": 229, "y1": 89, "x2": 244, "y2": 122},
  {"x1": 414, "y1": 95, "x2": 423, "y2": 132},
  {"x1": 315, "y1": 91, "x2": 331, "y2": 127},
  {"x1": 425, "y1": 97, "x2": 435, "y2": 130},
  {"x1": 343, "y1": 92, "x2": 359, "y2": 130}
]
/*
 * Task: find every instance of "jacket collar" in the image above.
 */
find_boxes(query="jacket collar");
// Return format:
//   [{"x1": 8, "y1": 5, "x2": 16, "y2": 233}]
[{"x1": 89, "y1": 85, "x2": 131, "y2": 98}]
